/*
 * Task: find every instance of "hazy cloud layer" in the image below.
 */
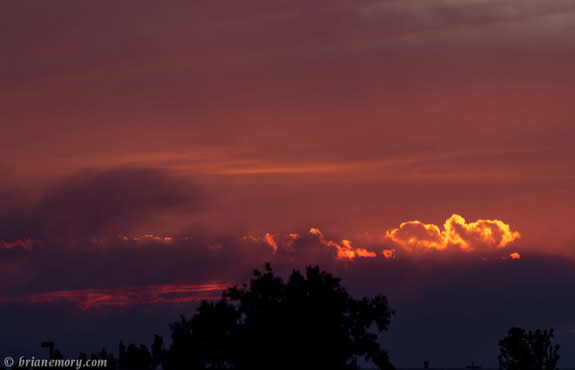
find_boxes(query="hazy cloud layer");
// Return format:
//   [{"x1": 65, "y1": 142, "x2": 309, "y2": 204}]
[{"x1": 0, "y1": 168, "x2": 203, "y2": 241}]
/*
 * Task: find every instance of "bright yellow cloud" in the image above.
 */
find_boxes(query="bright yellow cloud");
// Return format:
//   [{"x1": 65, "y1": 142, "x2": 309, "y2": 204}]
[{"x1": 385, "y1": 214, "x2": 521, "y2": 252}]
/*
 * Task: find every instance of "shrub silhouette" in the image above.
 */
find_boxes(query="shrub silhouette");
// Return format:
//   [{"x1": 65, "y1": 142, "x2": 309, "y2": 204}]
[{"x1": 498, "y1": 327, "x2": 560, "y2": 370}]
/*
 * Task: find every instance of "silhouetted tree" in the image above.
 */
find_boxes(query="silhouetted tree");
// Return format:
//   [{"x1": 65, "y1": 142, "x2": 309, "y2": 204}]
[
  {"x1": 41, "y1": 341, "x2": 64, "y2": 360},
  {"x1": 165, "y1": 263, "x2": 395, "y2": 369},
  {"x1": 164, "y1": 299, "x2": 240, "y2": 369},
  {"x1": 498, "y1": 327, "x2": 560, "y2": 370},
  {"x1": 89, "y1": 347, "x2": 117, "y2": 369},
  {"x1": 118, "y1": 341, "x2": 152, "y2": 369},
  {"x1": 38, "y1": 341, "x2": 66, "y2": 370},
  {"x1": 150, "y1": 334, "x2": 164, "y2": 369}
]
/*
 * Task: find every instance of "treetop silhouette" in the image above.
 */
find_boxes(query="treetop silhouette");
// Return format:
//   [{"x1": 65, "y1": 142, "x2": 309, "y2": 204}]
[
  {"x1": 498, "y1": 327, "x2": 560, "y2": 370},
  {"x1": 165, "y1": 263, "x2": 395, "y2": 369}
]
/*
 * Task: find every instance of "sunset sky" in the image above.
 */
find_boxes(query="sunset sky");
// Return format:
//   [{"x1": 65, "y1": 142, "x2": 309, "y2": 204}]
[{"x1": 2, "y1": 1, "x2": 575, "y2": 367}]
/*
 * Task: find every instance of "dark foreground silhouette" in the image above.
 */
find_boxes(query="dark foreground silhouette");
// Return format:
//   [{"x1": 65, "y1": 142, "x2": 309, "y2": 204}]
[
  {"x1": 1, "y1": 264, "x2": 562, "y2": 369},
  {"x1": 7, "y1": 264, "x2": 394, "y2": 369},
  {"x1": 498, "y1": 327, "x2": 560, "y2": 370},
  {"x1": 163, "y1": 264, "x2": 394, "y2": 369}
]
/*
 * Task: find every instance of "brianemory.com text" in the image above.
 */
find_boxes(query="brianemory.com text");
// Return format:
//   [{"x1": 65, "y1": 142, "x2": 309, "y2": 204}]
[{"x1": 3, "y1": 356, "x2": 107, "y2": 369}]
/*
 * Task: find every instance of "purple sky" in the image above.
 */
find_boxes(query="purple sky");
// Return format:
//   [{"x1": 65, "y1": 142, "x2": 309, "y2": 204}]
[{"x1": 2, "y1": 1, "x2": 575, "y2": 367}]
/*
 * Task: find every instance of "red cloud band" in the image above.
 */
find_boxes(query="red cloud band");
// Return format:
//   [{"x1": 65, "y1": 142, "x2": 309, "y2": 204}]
[{"x1": 0, "y1": 283, "x2": 228, "y2": 310}]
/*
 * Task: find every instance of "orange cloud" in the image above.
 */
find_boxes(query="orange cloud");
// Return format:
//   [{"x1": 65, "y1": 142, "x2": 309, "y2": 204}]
[
  {"x1": 242, "y1": 233, "x2": 279, "y2": 254},
  {"x1": 310, "y1": 228, "x2": 376, "y2": 260},
  {"x1": 264, "y1": 233, "x2": 279, "y2": 254},
  {"x1": 0, "y1": 239, "x2": 40, "y2": 249},
  {"x1": 509, "y1": 252, "x2": 521, "y2": 259},
  {"x1": 119, "y1": 234, "x2": 176, "y2": 242},
  {"x1": 243, "y1": 229, "x2": 375, "y2": 260},
  {"x1": 385, "y1": 214, "x2": 521, "y2": 252},
  {"x1": 382, "y1": 249, "x2": 397, "y2": 259}
]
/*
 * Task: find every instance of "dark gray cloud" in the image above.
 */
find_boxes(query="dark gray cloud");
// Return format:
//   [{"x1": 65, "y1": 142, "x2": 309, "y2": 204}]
[{"x1": 0, "y1": 167, "x2": 203, "y2": 241}]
